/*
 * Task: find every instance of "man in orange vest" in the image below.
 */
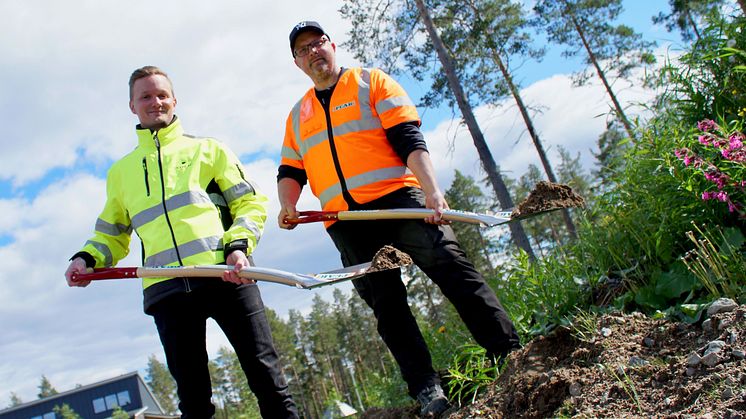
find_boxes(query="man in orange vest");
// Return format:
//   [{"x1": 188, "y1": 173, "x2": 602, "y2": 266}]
[{"x1": 278, "y1": 21, "x2": 521, "y2": 417}]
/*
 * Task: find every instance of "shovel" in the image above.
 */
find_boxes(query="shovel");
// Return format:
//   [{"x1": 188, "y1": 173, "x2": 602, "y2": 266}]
[
  {"x1": 71, "y1": 246, "x2": 413, "y2": 290},
  {"x1": 284, "y1": 208, "x2": 559, "y2": 227}
]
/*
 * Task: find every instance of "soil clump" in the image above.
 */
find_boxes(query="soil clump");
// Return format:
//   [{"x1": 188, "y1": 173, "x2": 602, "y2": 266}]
[
  {"x1": 512, "y1": 181, "x2": 585, "y2": 218},
  {"x1": 367, "y1": 245, "x2": 413, "y2": 273}
]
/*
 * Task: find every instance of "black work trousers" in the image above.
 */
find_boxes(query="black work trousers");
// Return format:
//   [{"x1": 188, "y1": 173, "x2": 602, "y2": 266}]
[
  {"x1": 149, "y1": 280, "x2": 298, "y2": 419},
  {"x1": 327, "y1": 187, "x2": 521, "y2": 397}
]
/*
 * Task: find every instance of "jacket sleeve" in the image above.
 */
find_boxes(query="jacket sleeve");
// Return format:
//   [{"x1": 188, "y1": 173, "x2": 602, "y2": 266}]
[
  {"x1": 80, "y1": 167, "x2": 133, "y2": 267},
  {"x1": 280, "y1": 104, "x2": 305, "y2": 171},
  {"x1": 369, "y1": 68, "x2": 421, "y2": 129},
  {"x1": 212, "y1": 140, "x2": 268, "y2": 255}
]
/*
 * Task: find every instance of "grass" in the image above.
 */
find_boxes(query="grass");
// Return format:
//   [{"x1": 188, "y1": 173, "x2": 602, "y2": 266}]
[
  {"x1": 600, "y1": 364, "x2": 643, "y2": 415},
  {"x1": 444, "y1": 344, "x2": 501, "y2": 407}
]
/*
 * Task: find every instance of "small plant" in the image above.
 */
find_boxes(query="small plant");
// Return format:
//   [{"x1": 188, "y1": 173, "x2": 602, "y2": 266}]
[
  {"x1": 444, "y1": 344, "x2": 500, "y2": 407},
  {"x1": 564, "y1": 308, "x2": 599, "y2": 344},
  {"x1": 682, "y1": 222, "x2": 746, "y2": 300},
  {"x1": 600, "y1": 364, "x2": 643, "y2": 414}
]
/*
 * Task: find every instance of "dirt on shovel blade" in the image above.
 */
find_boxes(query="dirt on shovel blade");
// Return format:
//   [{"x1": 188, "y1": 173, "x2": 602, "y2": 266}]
[
  {"x1": 367, "y1": 245, "x2": 413, "y2": 273},
  {"x1": 511, "y1": 181, "x2": 585, "y2": 218}
]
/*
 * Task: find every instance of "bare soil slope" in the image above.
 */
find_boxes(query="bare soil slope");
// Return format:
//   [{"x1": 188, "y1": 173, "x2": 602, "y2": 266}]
[{"x1": 362, "y1": 302, "x2": 746, "y2": 418}]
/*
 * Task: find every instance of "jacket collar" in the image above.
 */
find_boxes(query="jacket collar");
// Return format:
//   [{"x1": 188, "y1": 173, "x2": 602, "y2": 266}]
[{"x1": 136, "y1": 116, "x2": 183, "y2": 148}]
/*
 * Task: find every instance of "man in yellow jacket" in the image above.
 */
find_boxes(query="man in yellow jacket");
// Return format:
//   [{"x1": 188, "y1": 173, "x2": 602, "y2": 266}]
[
  {"x1": 278, "y1": 22, "x2": 521, "y2": 417},
  {"x1": 65, "y1": 66, "x2": 298, "y2": 418}
]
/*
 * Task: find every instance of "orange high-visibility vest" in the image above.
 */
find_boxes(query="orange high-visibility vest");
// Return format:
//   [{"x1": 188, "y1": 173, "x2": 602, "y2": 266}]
[{"x1": 282, "y1": 68, "x2": 421, "y2": 225}]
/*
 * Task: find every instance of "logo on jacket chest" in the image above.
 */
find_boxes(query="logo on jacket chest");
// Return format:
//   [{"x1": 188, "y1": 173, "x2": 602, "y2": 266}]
[{"x1": 333, "y1": 101, "x2": 355, "y2": 112}]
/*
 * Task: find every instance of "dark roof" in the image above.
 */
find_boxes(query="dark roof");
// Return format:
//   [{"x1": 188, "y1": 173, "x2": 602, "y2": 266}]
[{"x1": 0, "y1": 371, "x2": 165, "y2": 415}]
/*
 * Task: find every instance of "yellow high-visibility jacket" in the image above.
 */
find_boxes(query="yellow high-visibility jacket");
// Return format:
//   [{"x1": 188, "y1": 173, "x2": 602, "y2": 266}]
[
  {"x1": 79, "y1": 117, "x2": 267, "y2": 292},
  {"x1": 281, "y1": 68, "x2": 421, "y2": 226}
]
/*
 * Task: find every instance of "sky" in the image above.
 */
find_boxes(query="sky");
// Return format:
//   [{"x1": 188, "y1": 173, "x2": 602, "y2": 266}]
[{"x1": 0, "y1": 0, "x2": 675, "y2": 406}]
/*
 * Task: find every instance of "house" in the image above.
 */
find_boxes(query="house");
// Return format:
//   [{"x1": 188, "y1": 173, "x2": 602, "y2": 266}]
[{"x1": 0, "y1": 372, "x2": 176, "y2": 419}]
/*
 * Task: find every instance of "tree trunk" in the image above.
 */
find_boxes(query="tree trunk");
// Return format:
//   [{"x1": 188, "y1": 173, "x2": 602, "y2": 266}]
[
  {"x1": 562, "y1": 1, "x2": 636, "y2": 140},
  {"x1": 414, "y1": 0, "x2": 536, "y2": 259},
  {"x1": 738, "y1": 0, "x2": 746, "y2": 16},
  {"x1": 491, "y1": 51, "x2": 578, "y2": 239},
  {"x1": 685, "y1": 10, "x2": 702, "y2": 43}
]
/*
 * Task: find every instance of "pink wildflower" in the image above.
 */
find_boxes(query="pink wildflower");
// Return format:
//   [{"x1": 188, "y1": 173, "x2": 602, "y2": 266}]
[
  {"x1": 697, "y1": 119, "x2": 719, "y2": 132},
  {"x1": 728, "y1": 133, "x2": 744, "y2": 150}
]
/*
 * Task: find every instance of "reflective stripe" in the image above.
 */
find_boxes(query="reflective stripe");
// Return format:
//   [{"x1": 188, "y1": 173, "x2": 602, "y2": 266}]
[
  {"x1": 131, "y1": 190, "x2": 212, "y2": 229},
  {"x1": 331, "y1": 117, "x2": 382, "y2": 136},
  {"x1": 281, "y1": 145, "x2": 302, "y2": 161},
  {"x1": 291, "y1": 100, "x2": 302, "y2": 158},
  {"x1": 319, "y1": 166, "x2": 409, "y2": 207},
  {"x1": 376, "y1": 95, "x2": 415, "y2": 115},
  {"x1": 85, "y1": 240, "x2": 113, "y2": 267},
  {"x1": 95, "y1": 218, "x2": 132, "y2": 236},
  {"x1": 298, "y1": 129, "x2": 328, "y2": 158},
  {"x1": 208, "y1": 192, "x2": 227, "y2": 207},
  {"x1": 233, "y1": 217, "x2": 262, "y2": 241},
  {"x1": 223, "y1": 181, "x2": 255, "y2": 203},
  {"x1": 145, "y1": 235, "x2": 222, "y2": 267}
]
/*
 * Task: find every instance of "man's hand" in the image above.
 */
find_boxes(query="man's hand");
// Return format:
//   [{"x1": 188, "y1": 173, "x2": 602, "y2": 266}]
[
  {"x1": 278, "y1": 204, "x2": 299, "y2": 230},
  {"x1": 222, "y1": 250, "x2": 256, "y2": 285},
  {"x1": 65, "y1": 257, "x2": 91, "y2": 287},
  {"x1": 424, "y1": 190, "x2": 451, "y2": 225}
]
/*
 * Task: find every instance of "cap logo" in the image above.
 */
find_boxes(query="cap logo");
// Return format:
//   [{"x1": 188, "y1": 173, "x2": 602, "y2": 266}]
[{"x1": 294, "y1": 22, "x2": 309, "y2": 31}]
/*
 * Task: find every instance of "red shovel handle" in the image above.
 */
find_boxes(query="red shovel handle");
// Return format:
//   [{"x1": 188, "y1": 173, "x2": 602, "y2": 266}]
[
  {"x1": 71, "y1": 267, "x2": 140, "y2": 282},
  {"x1": 284, "y1": 211, "x2": 340, "y2": 224}
]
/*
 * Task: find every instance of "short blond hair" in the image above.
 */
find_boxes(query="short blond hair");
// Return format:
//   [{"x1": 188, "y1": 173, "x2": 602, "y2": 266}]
[{"x1": 128, "y1": 66, "x2": 174, "y2": 99}]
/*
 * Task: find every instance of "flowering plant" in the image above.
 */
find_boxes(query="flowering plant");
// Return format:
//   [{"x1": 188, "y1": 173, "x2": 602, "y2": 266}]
[{"x1": 673, "y1": 119, "x2": 745, "y2": 218}]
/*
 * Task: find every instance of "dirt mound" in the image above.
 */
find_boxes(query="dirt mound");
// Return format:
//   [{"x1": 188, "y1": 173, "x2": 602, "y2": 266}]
[
  {"x1": 362, "y1": 301, "x2": 746, "y2": 418},
  {"x1": 367, "y1": 245, "x2": 413, "y2": 273},
  {"x1": 450, "y1": 302, "x2": 746, "y2": 418},
  {"x1": 511, "y1": 181, "x2": 585, "y2": 218}
]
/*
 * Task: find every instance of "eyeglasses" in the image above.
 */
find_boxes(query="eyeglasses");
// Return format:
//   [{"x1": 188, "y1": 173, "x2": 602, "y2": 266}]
[{"x1": 294, "y1": 37, "x2": 328, "y2": 58}]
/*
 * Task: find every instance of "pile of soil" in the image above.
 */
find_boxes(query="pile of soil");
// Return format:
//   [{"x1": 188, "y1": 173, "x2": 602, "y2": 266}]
[
  {"x1": 511, "y1": 181, "x2": 585, "y2": 218},
  {"x1": 367, "y1": 245, "x2": 413, "y2": 273},
  {"x1": 361, "y1": 300, "x2": 746, "y2": 418}
]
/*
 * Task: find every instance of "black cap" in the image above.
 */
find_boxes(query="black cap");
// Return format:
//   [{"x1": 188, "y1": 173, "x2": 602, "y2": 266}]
[{"x1": 289, "y1": 21, "x2": 327, "y2": 55}]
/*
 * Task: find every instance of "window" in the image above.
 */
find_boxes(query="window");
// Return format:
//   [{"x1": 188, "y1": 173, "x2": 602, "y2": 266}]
[
  {"x1": 105, "y1": 394, "x2": 118, "y2": 409},
  {"x1": 93, "y1": 397, "x2": 106, "y2": 413},
  {"x1": 92, "y1": 390, "x2": 132, "y2": 413},
  {"x1": 117, "y1": 390, "x2": 131, "y2": 405},
  {"x1": 43, "y1": 414, "x2": 55, "y2": 419}
]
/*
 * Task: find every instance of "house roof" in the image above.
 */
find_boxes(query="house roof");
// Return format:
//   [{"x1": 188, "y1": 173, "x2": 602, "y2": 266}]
[{"x1": 0, "y1": 371, "x2": 165, "y2": 415}]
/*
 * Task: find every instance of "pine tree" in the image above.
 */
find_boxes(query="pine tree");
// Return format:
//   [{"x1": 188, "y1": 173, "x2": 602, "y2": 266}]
[
  {"x1": 8, "y1": 392, "x2": 22, "y2": 407},
  {"x1": 653, "y1": 0, "x2": 727, "y2": 42},
  {"x1": 37, "y1": 375, "x2": 58, "y2": 399},
  {"x1": 145, "y1": 354, "x2": 177, "y2": 414},
  {"x1": 53, "y1": 403, "x2": 81, "y2": 419},
  {"x1": 592, "y1": 122, "x2": 628, "y2": 193},
  {"x1": 533, "y1": 0, "x2": 656, "y2": 139},
  {"x1": 444, "y1": 170, "x2": 499, "y2": 275},
  {"x1": 111, "y1": 405, "x2": 130, "y2": 419}
]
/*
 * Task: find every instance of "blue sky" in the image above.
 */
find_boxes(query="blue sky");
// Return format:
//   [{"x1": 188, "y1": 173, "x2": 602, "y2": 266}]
[{"x1": 0, "y1": 0, "x2": 674, "y2": 406}]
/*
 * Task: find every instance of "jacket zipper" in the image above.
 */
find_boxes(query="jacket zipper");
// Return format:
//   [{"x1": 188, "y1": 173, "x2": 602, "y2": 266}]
[
  {"x1": 154, "y1": 133, "x2": 189, "y2": 290},
  {"x1": 142, "y1": 157, "x2": 151, "y2": 196},
  {"x1": 320, "y1": 95, "x2": 358, "y2": 208}
]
